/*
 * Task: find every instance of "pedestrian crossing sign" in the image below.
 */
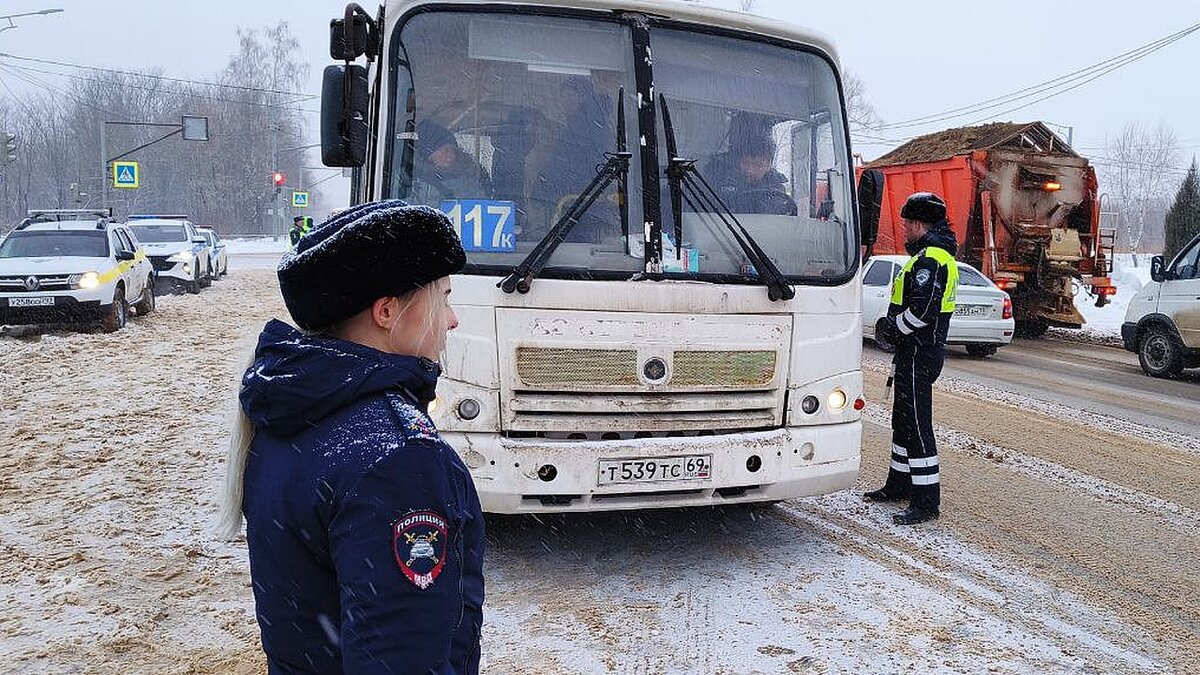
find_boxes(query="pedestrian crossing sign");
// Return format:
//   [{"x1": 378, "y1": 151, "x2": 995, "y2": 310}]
[
  {"x1": 292, "y1": 191, "x2": 309, "y2": 208},
  {"x1": 112, "y1": 161, "x2": 140, "y2": 189}
]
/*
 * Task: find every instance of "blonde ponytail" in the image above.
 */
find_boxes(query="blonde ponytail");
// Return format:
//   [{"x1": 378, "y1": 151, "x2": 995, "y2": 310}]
[{"x1": 214, "y1": 349, "x2": 257, "y2": 540}]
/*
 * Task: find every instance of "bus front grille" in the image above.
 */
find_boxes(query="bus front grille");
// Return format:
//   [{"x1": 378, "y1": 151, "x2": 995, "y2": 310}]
[{"x1": 514, "y1": 347, "x2": 780, "y2": 390}]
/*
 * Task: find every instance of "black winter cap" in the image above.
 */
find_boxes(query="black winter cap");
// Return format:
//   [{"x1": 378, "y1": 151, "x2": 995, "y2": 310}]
[
  {"x1": 900, "y1": 192, "x2": 947, "y2": 224},
  {"x1": 277, "y1": 200, "x2": 466, "y2": 331}
]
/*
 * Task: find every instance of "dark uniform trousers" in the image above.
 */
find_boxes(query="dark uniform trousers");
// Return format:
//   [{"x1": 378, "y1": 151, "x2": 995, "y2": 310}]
[{"x1": 884, "y1": 343, "x2": 945, "y2": 510}]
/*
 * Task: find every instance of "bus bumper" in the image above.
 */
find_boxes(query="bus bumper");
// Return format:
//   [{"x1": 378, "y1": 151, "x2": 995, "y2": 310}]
[{"x1": 443, "y1": 422, "x2": 861, "y2": 513}]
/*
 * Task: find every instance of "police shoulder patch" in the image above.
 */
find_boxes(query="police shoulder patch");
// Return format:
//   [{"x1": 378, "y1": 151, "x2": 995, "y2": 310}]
[
  {"x1": 914, "y1": 268, "x2": 932, "y2": 287},
  {"x1": 393, "y1": 510, "x2": 449, "y2": 589}
]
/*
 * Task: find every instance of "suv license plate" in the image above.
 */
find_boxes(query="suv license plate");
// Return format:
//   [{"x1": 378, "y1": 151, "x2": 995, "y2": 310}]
[
  {"x1": 597, "y1": 455, "x2": 712, "y2": 485},
  {"x1": 8, "y1": 296, "x2": 55, "y2": 308}
]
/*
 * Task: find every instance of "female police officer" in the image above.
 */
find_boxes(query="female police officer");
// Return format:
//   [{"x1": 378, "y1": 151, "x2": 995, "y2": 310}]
[
  {"x1": 863, "y1": 192, "x2": 958, "y2": 526},
  {"x1": 217, "y1": 200, "x2": 484, "y2": 673}
]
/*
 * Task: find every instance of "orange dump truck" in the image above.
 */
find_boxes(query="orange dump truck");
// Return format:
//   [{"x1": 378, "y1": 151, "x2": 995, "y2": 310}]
[{"x1": 860, "y1": 122, "x2": 1115, "y2": 335}]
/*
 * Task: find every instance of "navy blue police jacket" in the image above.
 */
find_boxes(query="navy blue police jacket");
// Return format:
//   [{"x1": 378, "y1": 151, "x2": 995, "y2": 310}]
[{"x1": 240, "y1": 319, "x2": 484, "y2": 674}]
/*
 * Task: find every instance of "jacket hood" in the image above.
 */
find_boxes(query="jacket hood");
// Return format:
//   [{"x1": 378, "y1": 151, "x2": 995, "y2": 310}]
[
  {"x1": 906, "y1": 219, "x2": 958, "y2": 257},
  {"x1": 239, "y1": 319, "x2": 440, "y2": 436}
]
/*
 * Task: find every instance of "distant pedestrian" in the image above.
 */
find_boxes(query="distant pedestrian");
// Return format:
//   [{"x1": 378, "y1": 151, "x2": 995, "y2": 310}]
[
  {"x1": 217, "y1": 200, "x2": 484, "y2": 673},
  {"x1": 863, "y1": 192, "x2": 958, "y2": 525}
]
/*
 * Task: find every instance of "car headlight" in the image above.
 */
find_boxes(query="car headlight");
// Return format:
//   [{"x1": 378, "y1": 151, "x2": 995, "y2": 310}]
[
  {"x1": 167, "y1": 249, "x2": 193, "y2": 263},
  {"x1": 70, "y1": 271, "x2": 100, "y2": 290}
]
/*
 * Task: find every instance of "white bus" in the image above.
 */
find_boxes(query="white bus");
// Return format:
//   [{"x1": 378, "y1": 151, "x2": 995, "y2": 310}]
[{"x1": 320, "y1": 0, "x2": 880, "y2": 512}]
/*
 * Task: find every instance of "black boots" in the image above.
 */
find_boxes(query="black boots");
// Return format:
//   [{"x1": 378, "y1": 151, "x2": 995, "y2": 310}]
[
  {"x1": 862, "y1": 487, "x2": 908, "y2": 503},
  {"x1": 892, "y1": 505, "x2": 939, "y2": 525},
  {"x1": 865, "y1": 488, "x2": 939, "y2": 525}
]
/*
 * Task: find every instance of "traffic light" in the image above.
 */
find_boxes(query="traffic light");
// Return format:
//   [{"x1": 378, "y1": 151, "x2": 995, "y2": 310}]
[
  {"x1": 0, "y1": 131, "x2": 16, "y2": 166},
  {"x1": 272, "y1": 171, "x2": 285, "y2": 195}
]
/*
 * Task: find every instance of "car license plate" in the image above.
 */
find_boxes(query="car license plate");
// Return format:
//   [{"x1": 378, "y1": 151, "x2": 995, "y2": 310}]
[
  {"x1": 8, "y1": 296, "x2": 55, "y2": 308},
  {"x1": 954, "y1": 304, "x2": 989, "y2": 318},
  {"x1": 598, "y1": 455, "x2": 712, "y2": 485}
]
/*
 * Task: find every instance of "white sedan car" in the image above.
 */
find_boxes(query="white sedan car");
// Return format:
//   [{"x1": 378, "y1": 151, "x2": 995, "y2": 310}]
[{"x1": 862, "y1": 255, "x2": 1015, "y2": 357}]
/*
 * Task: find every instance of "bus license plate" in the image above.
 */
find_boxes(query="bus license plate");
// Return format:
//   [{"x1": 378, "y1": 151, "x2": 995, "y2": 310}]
[
  {"x1": 954, "y1": 304, "x2": 989, "y2": 318},
  {"x1": 8, "y1": 296, "x2": 55, "y2": 308},
  {"x1": 597, "y1": 455, "x2": 712, "y2": 485}
]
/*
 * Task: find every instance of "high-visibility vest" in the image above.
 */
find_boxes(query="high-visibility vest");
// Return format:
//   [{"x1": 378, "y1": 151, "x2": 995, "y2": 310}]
[{"x1": 891, "y1": 246, "x2": 958, "y2": 314}]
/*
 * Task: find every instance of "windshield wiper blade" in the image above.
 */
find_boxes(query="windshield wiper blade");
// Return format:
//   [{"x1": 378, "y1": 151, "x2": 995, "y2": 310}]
[
  {"x1": 499, "y1": 87, "x2": 632, "y2": 294},
  {"x1": 659, "y1": 95, "x2": 794, "y2": 301}
]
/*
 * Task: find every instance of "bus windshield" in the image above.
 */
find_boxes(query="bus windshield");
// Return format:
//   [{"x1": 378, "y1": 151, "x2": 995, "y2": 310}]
[{"x1": 387, "y1": 10, "x2": 854, "y2": 283}]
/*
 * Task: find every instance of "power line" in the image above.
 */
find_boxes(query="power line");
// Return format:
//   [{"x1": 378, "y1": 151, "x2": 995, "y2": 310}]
[
  {"x1": 0, "y1": 62, "x2": 125, "y2": 119},
  {"x1": 0, "y1": 52, "x2": 319, "y2": 100},
  {"x1": 876, "y1": 20, "x2": 1200, "y2": 131},
  {"x1": 0, "y1": 61, "x2": 321, "y2": 115}
]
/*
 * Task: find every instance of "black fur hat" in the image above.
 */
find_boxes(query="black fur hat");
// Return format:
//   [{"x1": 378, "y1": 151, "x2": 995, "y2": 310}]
[
  {"x1": 277, "y1": 200, "x2": 466, "y2": 331},
  {"x1": 900, "y1": 192, "x2": 947, "y2": 224}
]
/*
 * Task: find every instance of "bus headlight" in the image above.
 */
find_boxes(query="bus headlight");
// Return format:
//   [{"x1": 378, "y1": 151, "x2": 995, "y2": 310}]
[
  {"x1": 456, "y1": 398, "x2": 481, "y2": 421},
  {"x1": 801, "y1": 396, "x2": 820, "y2": 414},
  {"x1": 827, "y1": 389, "x2": 848, "y2": 411}
]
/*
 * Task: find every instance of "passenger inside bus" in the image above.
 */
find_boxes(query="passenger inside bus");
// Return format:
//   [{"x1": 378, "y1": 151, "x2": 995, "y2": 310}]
[
  {"x1": 702, "y1": 115, "x2": 798, "y2": 217},
  {"x1": 410, "y1": 120, "x2": 493, "y2": 203},
  {"x1": 530, "y1": 76, "x2": 622, "y2": 244}
]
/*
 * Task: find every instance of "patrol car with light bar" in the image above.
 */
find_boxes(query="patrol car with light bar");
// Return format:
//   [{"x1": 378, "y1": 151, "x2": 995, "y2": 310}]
[
  {"x1": 126, "y1": 215, "x2": 212, "y2": 294},
  {"x1": 0, "y1": 209, "x2": 156, "y2": 332}
]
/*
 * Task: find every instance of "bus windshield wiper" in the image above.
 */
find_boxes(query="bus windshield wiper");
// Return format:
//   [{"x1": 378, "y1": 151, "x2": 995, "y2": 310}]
[
  {"x1": 499, "y1": 87, "x2": 632, "y2": 294},
  {"x1": 659, "y1": 95, "x2": 794, "y2": 302}
]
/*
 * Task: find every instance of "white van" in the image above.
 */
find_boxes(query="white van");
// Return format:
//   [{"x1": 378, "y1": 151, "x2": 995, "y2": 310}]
[{"x1": 1122, "y1": 232, "x2": 1200, "y2": 377}]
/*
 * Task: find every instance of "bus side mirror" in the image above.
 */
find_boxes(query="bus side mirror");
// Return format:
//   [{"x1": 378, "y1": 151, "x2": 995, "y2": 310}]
[
  {"x1": 321, "y1": 64, "x2": 369, "y2": 167},
  {"x1": 857, "y1": 168, "x2": 884, "y2": 257},
  {"x1": 1150, "y1": 255, "x2": 1168, "y2": 283},
  {"x1": 329, "y1": 6, "x2": 378, "y2": 61}
]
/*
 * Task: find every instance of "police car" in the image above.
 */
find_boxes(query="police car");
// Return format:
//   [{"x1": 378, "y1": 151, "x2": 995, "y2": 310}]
[
  {"x1": 197, "y1": 227, "x2": 228, "y2": 279},
  {"x1": 0, "y1": 209, "x2": 156, "y2": 332},
  {"x1": 126, "y1": 215, "x2": 211, "y2": 294}
]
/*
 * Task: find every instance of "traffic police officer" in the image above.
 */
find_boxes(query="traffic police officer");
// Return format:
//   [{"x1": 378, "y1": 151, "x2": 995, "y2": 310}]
[
  {"x1": 219, "y1": 201, "x2": 484, "y2": 673},
  {"x1": 864, "y1": 192, "x2": 959, "y2": 525},
  {"x1": 287, "y1": 215, "x2": 312, "y2": 250}
]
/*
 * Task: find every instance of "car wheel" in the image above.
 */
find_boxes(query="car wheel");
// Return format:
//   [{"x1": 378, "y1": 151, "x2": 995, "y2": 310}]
[
  {"x1": 188, "y1": 269, "x2": 202, "y2": 294},
  {"x1": 200, "y1": 264, "x2": 213, "y2": 287},
  {"x1": 965, "y1": 344, "x2": 997, "y2": 358},
  {"x1": 133, "y1": 277, "x2": 156, "y2": 315},
  {"x1": 1138, "y1": 326, "x2": 1184, "y2": 378},
  {"x1": 100, "y1": 286, "x2": 128, "y2": 333}
]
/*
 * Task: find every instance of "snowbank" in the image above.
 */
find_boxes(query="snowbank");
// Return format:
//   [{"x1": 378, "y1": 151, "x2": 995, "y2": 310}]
[{"x1": 1065, "y1": 254, "x2": 1153, "y2": 344}]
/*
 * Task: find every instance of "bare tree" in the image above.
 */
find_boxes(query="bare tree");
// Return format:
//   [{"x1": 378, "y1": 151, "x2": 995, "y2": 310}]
[
  {"x1": 0, "y1": 21, "x2": 310, "y2": 236},
  {"x1": 1101, "y1": 122, "x2": 1180, "y2": 262},
  {"x1": 843, "y1": 71, "x2": 880, "y2": 134}
]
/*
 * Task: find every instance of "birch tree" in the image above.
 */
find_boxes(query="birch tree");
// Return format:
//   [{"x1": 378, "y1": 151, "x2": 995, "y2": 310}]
[{"x1": 1101, "y1": 122, "x2": 1180, "y2": 263}]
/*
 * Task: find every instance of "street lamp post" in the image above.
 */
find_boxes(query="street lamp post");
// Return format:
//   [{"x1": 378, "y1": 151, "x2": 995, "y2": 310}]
[
  {"x1": 99, "y1": 116, "x2": 209, "y2": 210},
  {"x1": 0, "y1": 8, "x2": 64, "y2": 33}
]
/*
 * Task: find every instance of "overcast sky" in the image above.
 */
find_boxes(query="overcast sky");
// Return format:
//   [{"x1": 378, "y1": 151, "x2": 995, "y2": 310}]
[{"x1": 2, "y1": 0, "x2": 1197, "y2": 208}]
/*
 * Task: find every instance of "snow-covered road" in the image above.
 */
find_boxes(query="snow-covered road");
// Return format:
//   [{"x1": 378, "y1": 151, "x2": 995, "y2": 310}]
[{"x1": 0, "y1": 266, "x2": 1193, "y2": 674}]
